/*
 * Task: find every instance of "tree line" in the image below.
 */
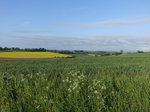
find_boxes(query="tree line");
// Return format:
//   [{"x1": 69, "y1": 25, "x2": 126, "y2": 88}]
[
  {"x1": 0, "y1": 47, "x2": 46, "y2": 52},
  {"x1": 0, "y1": 47, "x2": 145, "y2": 56}
]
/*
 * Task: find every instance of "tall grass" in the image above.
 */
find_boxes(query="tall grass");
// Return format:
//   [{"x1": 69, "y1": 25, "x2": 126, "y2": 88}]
[{"x1": 0, "y1": 55, "x2": 150, "y2": 111}]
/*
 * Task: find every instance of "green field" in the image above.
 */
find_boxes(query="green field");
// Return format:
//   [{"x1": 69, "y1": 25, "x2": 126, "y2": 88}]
[{"x1": 0, "y1": 53, "x2": 150, "y2": 112}]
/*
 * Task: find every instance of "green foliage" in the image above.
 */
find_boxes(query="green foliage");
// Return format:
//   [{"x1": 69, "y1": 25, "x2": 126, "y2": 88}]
[
  {"x1": 112, "y1": 52, "x2": 122, "y2": 56},
  {"x1": 0, "y1": 53, "x2": 150, "y2": 111},
  {"x1": 137, "y1": 50, "x2": 144, "y2": 53}
]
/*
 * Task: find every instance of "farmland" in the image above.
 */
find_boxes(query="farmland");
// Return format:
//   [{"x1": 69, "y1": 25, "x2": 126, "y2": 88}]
[
  {"x1": 0, "y1": 52, "x2": 72, "y2": 59},
  {"x1": 0, "y1": 53, "x2": 150, "y2": 111}
]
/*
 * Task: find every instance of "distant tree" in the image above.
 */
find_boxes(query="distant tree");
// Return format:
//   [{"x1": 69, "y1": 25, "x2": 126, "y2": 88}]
[
  {"x1": 112, "y1": 52, "x2": 122, "y2": 56},
  {"x1": 137, "y1": 51, "x2": 144, "y2": 53},
  {"x1": 100, "y1": 52, "x2": 111, "y2": 56},
  {"x1": 95, "y1": 54, "x2": 98, "y2": 56},
  {"x1": 3, "y1": 47, "x2": 10, "y2": 51},
  {"x1": 24, "y1": 48, "x2": 46, "y2": 52},
  {"x1": 120, "y1": 50, "x2": 123, "y2": 54},
  {"x1": 11, "y1": 47, "x2": 21, "y2": 51},
  {"x1": 56, "y1": 50, "x2": 75, "y2": 54},
  {"x1": 0, "y1": 47, "x2": 2, "y2": 51}
]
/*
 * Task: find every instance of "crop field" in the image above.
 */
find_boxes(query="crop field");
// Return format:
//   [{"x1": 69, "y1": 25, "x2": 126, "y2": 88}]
[
  {"x1": 0, "y1": 53, "x2": 150, "y2": 112},
  {"x1": 0, "y1": 52, "x2": 72, "y2": 59}
]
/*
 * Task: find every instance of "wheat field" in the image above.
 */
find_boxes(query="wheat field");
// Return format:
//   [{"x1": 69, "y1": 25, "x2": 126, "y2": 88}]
[{"x1": 0, "y1": 53, "x2": 150, "y2": 111}]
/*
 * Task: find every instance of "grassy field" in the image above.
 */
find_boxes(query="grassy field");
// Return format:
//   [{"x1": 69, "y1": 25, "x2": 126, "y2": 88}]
[
  {"x1": 0, "y1": 53, "x2": 150, "y2": 111},
  {"x1": 0, "y1": 52, "x2": 72, "y2": 58}
]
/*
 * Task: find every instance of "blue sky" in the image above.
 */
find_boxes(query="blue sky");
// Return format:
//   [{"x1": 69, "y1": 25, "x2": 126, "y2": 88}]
[{"x1": 1, "y1": 0, "x2": 150, "y2": 51}]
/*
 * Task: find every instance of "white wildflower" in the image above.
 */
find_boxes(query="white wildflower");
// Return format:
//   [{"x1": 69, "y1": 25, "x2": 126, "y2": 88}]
[{"x1": 94, "y1": 90, "x2": 98, "y2": 94}]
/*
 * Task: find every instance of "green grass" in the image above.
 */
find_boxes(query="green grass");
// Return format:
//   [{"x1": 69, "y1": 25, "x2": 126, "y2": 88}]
[{"x1": 0, "y1": 53, "x2": 150, "y2": 111}]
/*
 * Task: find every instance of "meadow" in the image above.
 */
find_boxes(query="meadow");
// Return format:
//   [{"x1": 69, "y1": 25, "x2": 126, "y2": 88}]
[
  {"x1": 0, "y1": 53, "x2": 150, "y2": 112},
  {"x1": 0, "y1": 52, "x2": 72, "y2": 59}
]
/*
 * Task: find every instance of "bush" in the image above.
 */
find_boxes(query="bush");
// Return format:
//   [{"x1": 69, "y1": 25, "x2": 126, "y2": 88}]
[{"x1": 137, "y1": 51, "x2": 144, "y2": 53}]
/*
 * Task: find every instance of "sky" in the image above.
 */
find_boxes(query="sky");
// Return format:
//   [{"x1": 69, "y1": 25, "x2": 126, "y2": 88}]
[{"x1": 0, "y1": 0, "x2": 150, "y2": 51}]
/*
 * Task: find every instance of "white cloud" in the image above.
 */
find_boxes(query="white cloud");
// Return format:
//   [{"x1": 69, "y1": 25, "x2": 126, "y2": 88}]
[
  {"x1": 56, "y1": 17, "x2": 150, "y2": 28},
  {"x1": 137, "y1": 45, "x2": 150, "y2": 51},
  {"x1": 12, "y1": 30, "x2": 52, "y2": 33}
]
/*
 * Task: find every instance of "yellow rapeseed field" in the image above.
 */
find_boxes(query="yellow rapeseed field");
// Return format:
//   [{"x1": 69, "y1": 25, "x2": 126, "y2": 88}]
[{"x1": 0, "y1": 52, "x2": 72, "y2": 58}]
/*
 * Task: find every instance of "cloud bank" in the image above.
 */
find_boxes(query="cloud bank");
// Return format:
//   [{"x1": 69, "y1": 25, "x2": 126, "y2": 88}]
[{"x1": 1, "y1": 35, "x2": 150, "y2": 51}]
